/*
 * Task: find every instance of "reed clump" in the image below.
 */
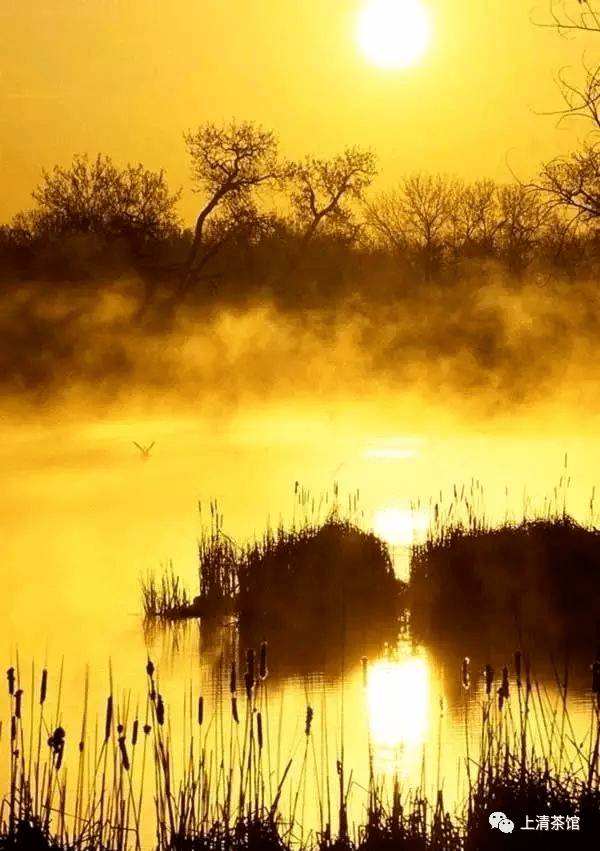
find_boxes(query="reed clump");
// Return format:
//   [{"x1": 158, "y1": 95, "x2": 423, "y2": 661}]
[
  {"x1": 237, "y1": 517, "x2": 404, "y2": 664},
  {"x1": 142, "y1": 490, "x2": 405, "y2": 669},
  {"x1": 409, "y1": 477, "x2": 600, "y2": 652},
  {"x1": 141, "y1": 561, "x2": 192, "y2": 619}
]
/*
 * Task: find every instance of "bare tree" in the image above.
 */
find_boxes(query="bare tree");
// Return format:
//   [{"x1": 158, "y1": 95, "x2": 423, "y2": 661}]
[
  {"x1": 534, "y1": 143, "x2": 600, "y2": 217},
  {"x1": 495, "y1": 184, "x2": 554, "y2": 271},
  {"x1": 289, "y1": 147, "x2": 377, "y2": 248},
  {"x1": 183, "y1": 121, "x2": 287, "y2": 286},
  {"x1": 450, "y1": 179, "x2": 503, "y2": 256},
  {"x1": 28, "y1": 154, "x2": 181, "y2": 247},
  {"x1": 367, "y1": 174, "x2": 459, "y2": 278}
]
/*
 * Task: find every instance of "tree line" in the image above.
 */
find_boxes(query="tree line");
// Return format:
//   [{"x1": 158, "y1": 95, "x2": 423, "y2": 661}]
[
  {"x1": 2, "y1": 122, "x2": 600, "y2": 285},
  {"x1": 5, "y1": 0, "x2": 600, "y2": 302}
]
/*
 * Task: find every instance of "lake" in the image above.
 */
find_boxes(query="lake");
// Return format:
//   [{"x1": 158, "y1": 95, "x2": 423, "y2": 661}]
[{"x1": 2, "y1": 399, "x2": 599, "y2": 846}]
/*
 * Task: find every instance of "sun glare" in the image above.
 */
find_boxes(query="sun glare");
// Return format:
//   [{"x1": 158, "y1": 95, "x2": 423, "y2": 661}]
[
  {"x1": 357, "y1": 0, "x2": 432, "y2": 70},
  {"x1": 373, "y1": 506, "x2": 429, "y2": 547},
  {"x1": 366, "y1": 655, "x2": 429, "y2": 754}
]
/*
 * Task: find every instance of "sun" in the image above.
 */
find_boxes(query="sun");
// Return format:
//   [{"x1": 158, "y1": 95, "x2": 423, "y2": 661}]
[{"x1": 357, "y1": 0, "x2": 432, "y2": 70}]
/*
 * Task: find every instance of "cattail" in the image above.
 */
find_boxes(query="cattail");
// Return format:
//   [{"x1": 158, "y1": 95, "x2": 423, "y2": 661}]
[
  {"x1": 156, "y1": 694, "x2": 165, "y2": 725},
  {"x1": 514, "y1": 652, "x2": 522, "y2": 688},
  {"x1": 104, "y1": 697, "x2": 113, "y2": 741},
  {"x1": 14, "y1": 689, "x2": 23, "y2": 719},
  {"x1": 143, "y1": 724, "x2": 151, "y2": 735},
  {"x1": 230, "y1": 661, "x2": 237, "y2": 694},
  {"x1": 461, "y1": 657, "x2": 470, "y2": 690},
  {"x1": 6, "y1": 668, "x2": 14, "y2": 696},
  {"x1": 117, "y1": 723, "x2": 124, "y2": 734},
  {"x1": 132, "y1": 720, "x2": 139, "y2": 746},
  {"x1": 11, "y1": 716, "x2": 16, "y2": 742},
  {"x1": 39, "y1": 670, "x2": 47, "y2": 705},
  {"x1": 259, "y1": 643, "x2": 268, "y2": 680},
  {"x1": 48, "y1": 726, "x2": 65, "y2": 764},
  {"x1": 198, "y1": 696, "x2": 204, "y2": 726},
  {"x1": 484, "y1": 664, "x2": 494, "y2": 696},
  {"x1": 146, "y1": 659, "x2": 155, "y2": 678},
  {"x1": 78, "y1": 741, "x2": 84, "y2": 753},
  {"x1": 305, "y1": 706, "x2": 313, "y2": 737},
  {"x1": 231, "y1": 696, "x2": 239, "y2": 724},
  {"x1": 361, "y1": 656, "x2": 368, "y2": 688},
  {"x1": 257, "y1": 712, "x2": 263, "y2": 749},
  {"x1": 244, "y1": 671, "x2": 253, "y2": 700},
  {"x1": 498, "y1": 666, "x2": 510, "y2": 709},
  {"x1": 118, "y1": 735, "x2": 130, "y2": 771}
]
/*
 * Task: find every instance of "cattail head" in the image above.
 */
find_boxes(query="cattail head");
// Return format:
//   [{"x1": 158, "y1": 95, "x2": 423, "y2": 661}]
[
  {"x1": 104, "y1": 696, "x2": 113, "y2": 741},
  {"x1": 14, "y1": 689, "x2": 23, "y2": 719},
  {"x1": 117, "y1": 723, "x2": 124, "y2": 734},
  {"x1": 498, "y1": 666, "x2": 510, "y2": 709},
  {"x1": 484, "y1": 664, "x2": 494, "y2": 696},
  {"x1": 78, "y1": 740, "x2": 84, "y2": 753},
  {"x1": 39, "y1": 670, "x2": 48, "y2": 705},
  {"x1": 257, "y1": 712, "x2": 263, "y2": 749},
  {"x1": 198, "y1": 696, "x2": 204, "y2": 726},
  {"x1": 143, "y1": 724, "x2": 151, "y2": 736},
  {"x1": 461, "y1": 657, "x2": 470, "y2": 690},
  {"x1": 146, "y1": 659, "x2": 155, "y2": 679},
  {"x1": 361, "y1": 656, "x2": 368, "y2": 688},
  {"x1": 305, "y1": 706, "x2": 313, "y2": 737},
  {"x1": 11, "y1": 716, "x2": 16, "y2": 742},
  {"x1": 6, "y1": 667, "x2": 14, "y2": 696},
  {"x1": 132, "y1": 720, "x2": 139, "y2": 746},
  {"x1": 48, "y1": 726, "x2": 65, "y2": 754},
  {"x1": 230, "y1": 661, "x2": 237, "y2": 695},
  {"x1": 231, "y1": 696, "x2": 239, "y2": 724},
  {"x1": 156, "y1": 695, "x2": 165, "y2": 726},
  {"x1": 244, "y1": 671, "x2": 253, "y2": 701},
  {"x1": 259, "y1": 643, "x2": 268, "y2": 680},
  {"x1": 118, "y1": 736, "x2": 130, "y2": 771}
]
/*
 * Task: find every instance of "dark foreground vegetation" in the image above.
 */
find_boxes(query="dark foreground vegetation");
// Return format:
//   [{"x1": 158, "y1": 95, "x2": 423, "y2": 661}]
[
  {"x1": 142, "y1": 493, "x2": 405, "y2": 672},
  {"x1": 144, "y1": 472, "x2": 600, "y2": 672},
  {"x1": 1, "y1": 650, "x2": 599, "y2": 850},
  {"x1": 409, "y1": 476, "x2": 600, "y2": 657}
]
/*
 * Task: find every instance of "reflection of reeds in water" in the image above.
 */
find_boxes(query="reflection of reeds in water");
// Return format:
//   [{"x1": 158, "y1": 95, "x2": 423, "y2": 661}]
[{"x1": 1, "y1": 650, "x2": 599, "y2": 849}]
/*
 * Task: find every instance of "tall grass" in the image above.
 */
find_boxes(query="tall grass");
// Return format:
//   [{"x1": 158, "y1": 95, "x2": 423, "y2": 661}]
[
  {"x1": 141, "y1": 562, "x2": 191, "y2": 620},
  {"x1": 0, "y1": 649, "x2": 598, "y2": 849}
]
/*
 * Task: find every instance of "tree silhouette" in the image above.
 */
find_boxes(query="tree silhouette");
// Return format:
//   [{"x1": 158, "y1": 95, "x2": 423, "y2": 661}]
[
  {"x1": 289, "y1": 147, "x2": 377, "y2": 248},
  {"x1": 367, "y1": 174, "x2": 458, "y2": 278},
  {"x1": 182, "y1": 121, "x2": 287, "y2": 291},
  {"x1": 27, "y1": 154, "x2": 181, "y2": 250}
]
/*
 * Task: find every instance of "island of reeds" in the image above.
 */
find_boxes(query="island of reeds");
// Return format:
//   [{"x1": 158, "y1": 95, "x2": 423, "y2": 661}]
[{"x1": 143, "y1": 477, "x2": 600, "y2": 669}]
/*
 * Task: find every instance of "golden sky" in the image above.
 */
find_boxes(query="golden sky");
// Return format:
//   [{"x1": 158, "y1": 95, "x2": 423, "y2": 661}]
[{"x1": 1, "y1": 0, "x2": 598, "y2": 226}]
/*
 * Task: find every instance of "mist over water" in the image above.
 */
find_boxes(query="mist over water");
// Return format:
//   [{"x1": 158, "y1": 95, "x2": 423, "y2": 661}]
[{"x1": 2, "y1": 267, "x2": 600, "y2": 840}]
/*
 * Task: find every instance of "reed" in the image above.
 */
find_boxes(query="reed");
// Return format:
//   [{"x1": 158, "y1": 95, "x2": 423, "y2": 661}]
[
  {"x1": 0, "y1": 648, "x2": 598, "y2": 849},
  {"x1": 141, "y1": 562, "x2": 192, "y2": 619},
  {"x1": 409, "y1": 476, "x2": 600, "y2": 653}
]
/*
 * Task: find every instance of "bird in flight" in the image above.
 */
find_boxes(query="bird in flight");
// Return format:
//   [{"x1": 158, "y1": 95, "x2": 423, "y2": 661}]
[{"x1": 133, "y1": 441, "x2": 155, "y2": 460}]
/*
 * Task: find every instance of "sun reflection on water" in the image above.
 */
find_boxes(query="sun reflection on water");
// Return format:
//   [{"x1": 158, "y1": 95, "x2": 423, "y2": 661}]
[{"x1": 366, "y1": 649, "x2": 430, "y2": 776}]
